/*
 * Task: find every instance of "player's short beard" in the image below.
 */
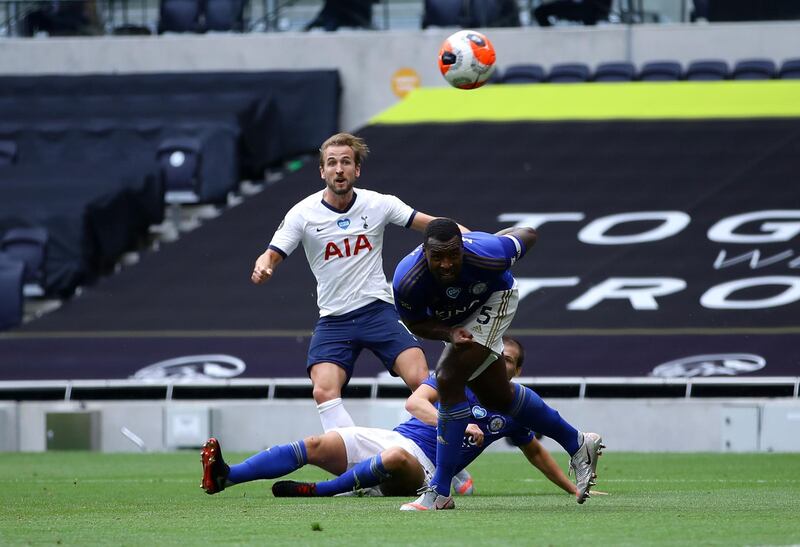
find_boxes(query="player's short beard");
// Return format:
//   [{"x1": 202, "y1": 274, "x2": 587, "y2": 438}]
[{"x1": 327, "y1": 178, "x2": 354, "y2": 196}]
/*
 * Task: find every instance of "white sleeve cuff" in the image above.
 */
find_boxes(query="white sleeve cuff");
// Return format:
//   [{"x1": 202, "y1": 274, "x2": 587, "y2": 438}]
[{"x1": 503, "y1": 234, "x2": 523, "y2": 261}]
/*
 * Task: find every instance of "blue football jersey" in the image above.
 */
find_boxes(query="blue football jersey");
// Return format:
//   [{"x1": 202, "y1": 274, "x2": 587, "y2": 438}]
[
  {"x1": 393, "y1": 375, "x2": 535, "y2": 470},
  {"x1": 392, "y1": 231, "x2": 525, "y2": 326}
]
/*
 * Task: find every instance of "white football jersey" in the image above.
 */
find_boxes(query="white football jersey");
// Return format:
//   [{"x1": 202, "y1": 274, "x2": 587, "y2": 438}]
[{"x1": 269, "y1": 188, "x2": 416, "y2": 317}]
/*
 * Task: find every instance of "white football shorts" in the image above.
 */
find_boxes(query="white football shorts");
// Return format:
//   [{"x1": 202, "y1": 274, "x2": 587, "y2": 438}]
[
  {"x1": 448, "y1": 282, "x2": 519, "y2": 381},
  {"x1": 330, "y1": 426, "x2": 434, "y2": 485}
]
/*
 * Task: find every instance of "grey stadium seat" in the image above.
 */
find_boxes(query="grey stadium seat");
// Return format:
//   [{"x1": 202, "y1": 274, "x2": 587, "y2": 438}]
[
  {"x1": 732, "y1": 59, "x2": 776, "y2": 80},
  {"x1": 500, "y1": 64, "x2": 546, "y2": 84},
  {"x1": 638, "y1": 61, "x2": 683, "y2": 81},
  {"x1": 0, "y1": 253, "x2": 25, "y2": 330},
  {"x1": 685, "y1": 59, "x2": 729, "y2": 81},
  {"x1": 778, "y1": 58, "x2": 800, "y2": 79},
  {"x1": 594, "y1": 61, "x2": 636, "y2": 82},
  {"x1": 547, "y1": 63, "x2": 591, "y2": 83}
]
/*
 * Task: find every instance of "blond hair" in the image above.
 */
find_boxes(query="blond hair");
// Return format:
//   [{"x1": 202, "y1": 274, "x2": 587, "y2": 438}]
[{"x1": 318, "y1": 133, "x2": 370, "y2": 168}]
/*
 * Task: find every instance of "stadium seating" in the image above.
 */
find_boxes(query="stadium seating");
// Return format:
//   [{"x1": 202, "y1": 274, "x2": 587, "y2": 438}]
[
  {"x1": 778, "y1": 58, "x2": 800, "y2": 79},
  {"x1": 421, "y1": 0, "x2": 463, "y2": 28},
  {"x1": 685, "y1": 59, "x2": 729, "y2": 80},
  {"x1": 422, "y1": 0, "x2": 519, "y2": 28},
  {"x1": 500, "y1": 56, "x2": 800, "y2": 86},
  {"x1": 158, "y1": 0, "x2": 203, "y2": 32},
  {"x1": 0, "y1": 163, "x2": 162, "y2": 296},
  {"x1": 0, "y1": 71, "x2": 339, "y2": 296},
  {"x1": 0, "y1": 227, "x2": 48, "y2": 289},
  {"x1": 0, "y1": 71, "x2": 339, "y2": 195},
  {"x1": 0, "y1": 141, "x2": 16, "y2": 165},
  {"x1": 500, "y1": 63, "x2": 546, "y2": 84},
  {"x1": 547, "y1": 62, "x2": 591, "y2": 83},
  {"x1": 205, "y1": 0, "x2": 246, "y2": 31},
  {"x1": 638, "y1": 61, "x2": 683, "y2": 81},
  {"x1": 158, "y1": 137, "x2": 203, "y2": 202},
  {"x1": 469, "y1": 0, "x2": 521, "y2": 27},
  {"x1": 593, "y1": 61, "x2": 636, "y2": 82},
  {"x1": 0, "y1": 253, "x2": 24, "y2": 330},
  {"x1": 732, "y1": 58, "x2": 777, "y2": 80}
]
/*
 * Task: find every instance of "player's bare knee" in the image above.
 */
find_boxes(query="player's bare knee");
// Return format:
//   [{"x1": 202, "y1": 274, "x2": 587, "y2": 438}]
[
  {"x1": 312, "y1": 385, "x2": 340, "y2": 404},
  {"x1": 402, "y1": 369, "x2": 428, "y2": 391},
  {"x1": 434, "y1": 366, "x2": 456, "y2": 386},
  {"x1": 435, "y1": 367, "x2": 467, "y2": 399},
  {"x1": 381, "y1": 447, "x2": 413, "y2": 470},
  {"x1": 302, "y1": 435, "x2": 324, "y2": 458},
  {"x1": 394, "y1": 349, "x2": 428, "y2": 390}
]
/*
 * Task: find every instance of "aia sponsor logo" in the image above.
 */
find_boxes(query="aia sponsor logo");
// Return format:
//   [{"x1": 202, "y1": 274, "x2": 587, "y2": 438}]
[{"x1": 324, "y1": 235, "x2": 373, "y2": 260}]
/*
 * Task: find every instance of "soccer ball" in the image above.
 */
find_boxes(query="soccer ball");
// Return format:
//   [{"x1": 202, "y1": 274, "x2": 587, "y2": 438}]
[{"x1": 438, "y1": 30, "x2": 497, "y2": 90}]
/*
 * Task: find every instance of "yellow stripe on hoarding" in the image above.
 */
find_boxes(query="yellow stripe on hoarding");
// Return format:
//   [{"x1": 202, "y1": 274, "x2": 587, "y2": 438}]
[{"x1": 371, "y1": 81, "x2": 800, "y2": 124}]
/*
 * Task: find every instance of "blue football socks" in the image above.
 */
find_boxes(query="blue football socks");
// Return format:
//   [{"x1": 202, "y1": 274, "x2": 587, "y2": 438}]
[
  {"x1": 314, "y1": 455, "x2": 391, "y2": 496},
  {"x1": 431, "y1": 401, "x2": 472, "y2": 497},
  {"x1": 227, "y1": 441, "x2": 308, "y2": 485},
  {"x1": 507, "y1": 383, "x2": 580, "y2": 455}
]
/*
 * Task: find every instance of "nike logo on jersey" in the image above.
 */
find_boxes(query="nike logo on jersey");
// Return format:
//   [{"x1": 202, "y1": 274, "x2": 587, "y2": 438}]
[
  {"x1": 324, "y1": 235, "x2": 373, "y2": 260},
  {"x1": 316, "y1": 227, "x2": 324, "y2": 232}
]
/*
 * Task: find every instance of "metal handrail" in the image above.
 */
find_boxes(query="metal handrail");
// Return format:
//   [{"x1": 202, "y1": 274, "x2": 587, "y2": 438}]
[{"x1": 1, "y1": 376, "x2": 798, "y2": 401}]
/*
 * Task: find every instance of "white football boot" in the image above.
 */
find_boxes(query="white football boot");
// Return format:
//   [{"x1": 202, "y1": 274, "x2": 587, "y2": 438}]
[
  {"x1": 400, "y1": 486, "x2": 455, "y2": 511},
  {"x1": 569, "y1": 432, "x2": 605, "y2": 504}
]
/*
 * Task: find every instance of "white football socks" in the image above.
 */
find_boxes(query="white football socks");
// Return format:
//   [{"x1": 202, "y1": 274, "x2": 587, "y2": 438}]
[{"x1": 317, "y1": 397, "x2": 355, "y2": 431}]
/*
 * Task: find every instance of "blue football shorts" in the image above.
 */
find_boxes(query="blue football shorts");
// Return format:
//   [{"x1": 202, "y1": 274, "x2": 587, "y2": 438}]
[{"x1": 306, "y1": 299, "x2": 422, "y2": 379}]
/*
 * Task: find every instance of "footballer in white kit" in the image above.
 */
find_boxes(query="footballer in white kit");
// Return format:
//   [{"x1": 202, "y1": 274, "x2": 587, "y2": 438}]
[
  {"x1": 269, "y1": 187, "x2": 414, "y2": 318},
  {"x1": 251, "y1": 132, "x2": 457, "y2": 432}
]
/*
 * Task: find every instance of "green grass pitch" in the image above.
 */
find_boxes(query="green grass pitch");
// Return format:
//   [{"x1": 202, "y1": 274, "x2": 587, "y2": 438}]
[{"x1": 2, "y1": 451, "x2": 799, "y2": 546}]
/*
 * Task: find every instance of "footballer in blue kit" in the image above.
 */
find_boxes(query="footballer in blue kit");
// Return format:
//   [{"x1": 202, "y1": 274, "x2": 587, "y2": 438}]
[
  {"x1": 199, "y1": 336, "x2": 579, "y2": 499},
  {"x1": 393, "y1": 375, "x2": 535, "y2": 469},
  {"x1": 392, "y1": 218, "x2": 605, "y2": 510},
  {"x1": 393, "y1": 230, "x2": 521, "y2": 328}
]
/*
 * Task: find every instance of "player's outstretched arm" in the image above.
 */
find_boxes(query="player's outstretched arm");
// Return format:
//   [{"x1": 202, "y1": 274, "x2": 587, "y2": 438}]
[
  {"x1": 405, "y1": 384, "x2": 440, "y2": 426},
  {"x1": 404, "y1": 317, "x2": 474, "y2": 347},
  {"x1": 410, "y1": 212, "x2": 470, "y2": 234},
  {"x1": 495, "y1": 226, "x2": 537, "y2": 252},
  {"x1": 405, "y1": 383, "x2": 484, "y2": 445},
  {"x1": 519, "y1": 437, "x2": 577, "y2": 495},
  {"x1": 251, "y1": 249, "x2": 284, "y2": 284}
]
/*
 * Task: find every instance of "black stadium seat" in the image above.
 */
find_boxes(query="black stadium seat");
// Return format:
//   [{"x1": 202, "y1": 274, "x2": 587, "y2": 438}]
[
  {"x1": 778, "y1": 58, "x2": 800, "y2": 79},
  {"x1": 158, "y1": 137, "x2": 203, "y2": 202},
  {"x1": 205, "y1": 0, "x2": 246, "y2": 31},
  {"x1": 0, "y1": 227, "x2": 48, "y2": 289},
  {"x1": 422, "y1": 0, "x2": 464, "y2": 27},
  {"x1": 500, "y1": 64, "x2": 546, "y2": 84},
  {"x1": 0, "y1": 141, "x2": 17, "y2": 165},
  {"x1": 638, "y1": 61, "x2": 682, "y2": 81},
  {"x1": 593, "y1": 61, "x2": 636, "y2": 82},
  {"x1": 158, "y1": 0, "x2": 202, "y2": 32},
  {"x1": 732, "y1": 58, "x2": 776, "y2": 80},
  {"x1": 685, "y1": 59, "x2": 729, "y2": 81},
  {"x1": 547, "y1": 62, "x2": 591, "y2": 83},
  {"x1": 0, "y1": 253, "x2": 24, "y2": 330}
]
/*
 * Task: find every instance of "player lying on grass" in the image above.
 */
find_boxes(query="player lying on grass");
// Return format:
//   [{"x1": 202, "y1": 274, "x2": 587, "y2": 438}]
[{"x1": 200, "y1": 335, "x2": 579, "y2": 499}]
